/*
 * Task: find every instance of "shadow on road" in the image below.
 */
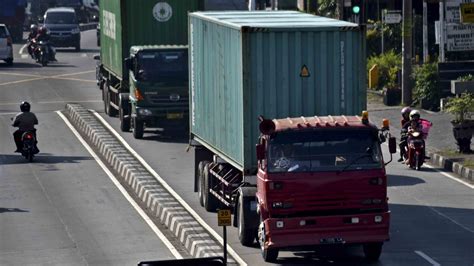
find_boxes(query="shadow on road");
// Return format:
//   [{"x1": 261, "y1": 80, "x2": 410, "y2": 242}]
[
  {"x1": 141, "y1": 130, "x2": 189, "y2": 144},
  {"x1": 387, "y1": 174, "x2": 425, "y2": 187},
  {"x1": 0, "y1": 207, "x2": 29, "y2": 213},
  {"x1": 0, "y1": 62, "x2": 41, "y2": 69},
  {"x1": 0, "y1": 153, "x2": 93, "y2": 165}
]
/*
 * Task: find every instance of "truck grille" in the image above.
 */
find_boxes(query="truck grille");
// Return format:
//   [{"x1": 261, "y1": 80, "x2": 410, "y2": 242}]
[{"x1": 148, "y1": 95, "x2": 189, "y2": 107}]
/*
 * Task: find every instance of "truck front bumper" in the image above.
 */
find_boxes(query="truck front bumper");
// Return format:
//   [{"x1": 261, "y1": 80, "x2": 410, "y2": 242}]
[
  {"x1": 135, "y1": 106, "x2": 188, "y2": 128},
  {"x1": 264, "y1": 211, "x2": 390, "y2": 250}
]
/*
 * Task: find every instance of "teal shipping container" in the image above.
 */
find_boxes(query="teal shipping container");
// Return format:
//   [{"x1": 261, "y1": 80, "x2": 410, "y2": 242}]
[
  {"x1": 100, "y1": 0, "x2": 200, "y2": 79},
  {"x1": 189, "y1": 11, "x2": 367, "y2": 174}
]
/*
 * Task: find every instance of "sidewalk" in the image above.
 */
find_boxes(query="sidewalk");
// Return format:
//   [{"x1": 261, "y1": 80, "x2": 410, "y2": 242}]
[{"x1": 367, "y1": 92, "x2": 473, "y2": 182}]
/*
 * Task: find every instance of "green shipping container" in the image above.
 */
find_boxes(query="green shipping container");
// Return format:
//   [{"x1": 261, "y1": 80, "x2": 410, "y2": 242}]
[
  {"x1": 100, "y1": 0, "x2": 200, "y2": 79},
  {"x1": 189, "y1": 11, "x2": 367, "y2": 174}
]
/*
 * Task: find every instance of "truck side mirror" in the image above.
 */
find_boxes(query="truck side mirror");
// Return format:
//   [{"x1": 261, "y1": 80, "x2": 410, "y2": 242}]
[
  {"x1": 124, "y1": 57, "x2": 131, "y2": 69},
  {"x1": 256, "y1": 144, "x2": 265, "y2": 160},
  {"x1": 388, "y1": 137, "x2": 397, "y2": 154}
]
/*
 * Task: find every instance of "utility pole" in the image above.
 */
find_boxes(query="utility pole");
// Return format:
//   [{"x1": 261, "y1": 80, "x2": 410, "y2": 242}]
[
  {"x1": 439, "y1": 0, "x2": 446, "y2": 62},
  {"x1": 423, "y1": 0, "x2": 428, "y2": 63},
  {"x1": 402, "y1": 0, "x2": 413, "y2": 105},
  {"x1": 338, "y1": 0, "x2": 344, "y2": 20}
]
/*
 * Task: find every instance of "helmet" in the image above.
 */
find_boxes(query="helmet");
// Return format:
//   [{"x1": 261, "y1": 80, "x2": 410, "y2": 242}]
[
  {"x1": 20, "y1": 101, "x2": 31, "y2": 112},
  {"x1": 409, "y1": 110, "x2": 420, "y2": 120},
  {"x1": 401, "y1": 107, "x2": 412, "y2": 117},
  {"x1": 30, "y1": 24, "x2": 38, "y2": 31}
]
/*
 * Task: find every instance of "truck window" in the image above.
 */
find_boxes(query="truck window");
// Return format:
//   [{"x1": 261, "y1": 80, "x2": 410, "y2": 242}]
[
  {"x1": 137, "y1": 50, "x2": 188, "y2": 84},
  {"x1": 45, "y1": 12, "x2": 78, "y2": 24},
  {"x1": 268, "y1": 129, "x2": 383, "y2": 173}
]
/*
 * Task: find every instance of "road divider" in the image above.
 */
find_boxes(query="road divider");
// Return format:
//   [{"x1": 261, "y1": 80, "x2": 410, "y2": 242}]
[{"x1": 63, "y1": 103, "x2": 244, "y2": 265}]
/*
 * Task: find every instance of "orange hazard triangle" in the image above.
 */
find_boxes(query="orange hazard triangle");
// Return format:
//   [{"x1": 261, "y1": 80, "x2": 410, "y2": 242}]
[{"x1": 300, "y1": 65, "x2": 310, "y2": 78}]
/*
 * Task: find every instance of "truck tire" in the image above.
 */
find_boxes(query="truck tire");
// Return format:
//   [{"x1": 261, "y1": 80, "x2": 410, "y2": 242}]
[
  {"x1": 203, "y1": 163, "x2": 219, "y2": 212},
  {"x1": 197, "y1": 160, "x2": 210, "y2": 207},
  {"x1": 237, "y1": 194, "x2": 256, "y2": 246},
  {"x1": 363, "y1": 242, "x2": 383, "y2": 262},
  {"x1": 132, "y1": 118, "x2": 144, "y2": 139},
  {"x1": 259, "y1": 215, "x2": 278, "y2": 262},
  {"x1": 119, "y1": 100, "x2": 130, "y2": 132},
  {"x1": 104, "y1": 85, "x2": 118, "y2": 117}
]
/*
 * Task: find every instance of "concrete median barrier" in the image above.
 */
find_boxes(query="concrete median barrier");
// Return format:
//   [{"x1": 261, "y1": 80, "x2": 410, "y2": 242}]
[{"x1": 63, "y1": 103, "x2": 239, "y2": 264}]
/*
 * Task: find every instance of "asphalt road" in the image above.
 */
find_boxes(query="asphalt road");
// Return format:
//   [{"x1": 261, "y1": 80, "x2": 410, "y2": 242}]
[
  {"x1": 0, "y1": 31, "x2": 182, "y2": 265},
  {"x1": 1, "y1": 30, "x2": 474, "y2": 265}
]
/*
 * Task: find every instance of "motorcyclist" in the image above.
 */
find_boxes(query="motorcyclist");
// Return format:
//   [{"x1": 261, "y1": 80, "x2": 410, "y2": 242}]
[
  {"x1": 404, "y1": 110, "x2": 430, "y2": 163},
  {"x1": 12, "y1": 101, "x2": 39, "y2": 153},
  {"x1": 35, "y1": 26, "x2": 56, "y2": 61},
  {"x1": 398, "y1": 107, "x2": 412, "y2": 162},
  {"x1": 27, "y1": 24, "x2": 39, "y2": 56}
]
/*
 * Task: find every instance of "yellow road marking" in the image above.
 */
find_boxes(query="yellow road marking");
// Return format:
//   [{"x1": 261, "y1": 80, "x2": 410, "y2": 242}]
[{"x1": 0, "y1": 70, "x2": 97, "y2": 86}]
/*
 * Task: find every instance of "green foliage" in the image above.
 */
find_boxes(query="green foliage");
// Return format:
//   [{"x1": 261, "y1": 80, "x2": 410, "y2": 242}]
[
  {"x1": 366, "y1": 21, "x2": 402, "y2": 56},
  {"x1": 457, "y1": 74, "x2": 474, "y2": 82},
  {"x1": 445, "y1": 93, "x2": 474, "y2": 123},
  {"x1": 318, "y1": 0, "x2": 338, "y2": 18},
  {"x1": 412, "y1": 63, "x2": 440, "y2": 110},
  {"x1": 367, "y1": 50, "x2": 402, "y2": 90}
]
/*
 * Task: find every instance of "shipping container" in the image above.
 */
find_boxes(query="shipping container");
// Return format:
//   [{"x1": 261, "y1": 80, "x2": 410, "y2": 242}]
[
  {"x1": 189, "y1": 11, "x2": 367, "y2": 174},
  {"x1": 100, "y1": 0, "x2": 200, "y2": 79}
]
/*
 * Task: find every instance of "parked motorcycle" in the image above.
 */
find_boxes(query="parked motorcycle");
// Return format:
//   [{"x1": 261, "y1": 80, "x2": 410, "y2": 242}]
[
  {"x1": 20, "y1": 131, "x2": 39, "y2": 162},
  {"x1": 404, "y1": 131, "x2": 425, "y2": 170}
]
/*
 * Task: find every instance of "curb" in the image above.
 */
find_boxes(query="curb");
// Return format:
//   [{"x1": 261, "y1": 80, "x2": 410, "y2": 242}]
[
  {"x1": 63, "y1": 104, "x2": 237, "y2": 264},
  {"x1": 428, "y1": 151, "x2": 473, "y2": 181}
]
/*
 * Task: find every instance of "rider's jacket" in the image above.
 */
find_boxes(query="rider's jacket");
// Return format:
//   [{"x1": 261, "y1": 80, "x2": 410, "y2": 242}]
[{"x1": 12, "y1": 112, "x2": 38, "y2": 131}]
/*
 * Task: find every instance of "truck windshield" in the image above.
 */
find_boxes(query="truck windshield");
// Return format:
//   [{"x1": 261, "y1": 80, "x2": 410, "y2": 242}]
[
  {"x1": 268, "y1": 129, "x2": 383, "y2": 173},
  {"x1": 137, "y1": 50, "x2": 188, "y2": 84},
  {"x1": 45, "y1": 12, "x2": 78, "y2": 24}
]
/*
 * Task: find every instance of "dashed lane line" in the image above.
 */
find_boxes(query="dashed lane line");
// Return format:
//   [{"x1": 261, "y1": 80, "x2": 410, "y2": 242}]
[
  {"x1": 0, "y1": 72, "x2": 42, "y2": 78},
  {"x1": 52, "y1": 77, "x2": 96, "y2": 83},
  {"x1": 57, "y1": 110, "x2": 183, "y2": 260},
  {"x1": 90, "y1": 109, "x2": 247, "y2": 266},
  {"x1": 0, "y1": 77, "x2": 46, "y2": 86},
  {"x1": 414, "y1": 251, "x2": 441, "y2": 266},
  {"x1": 0, "y1": 70, "x2": 97, "y2": 86}
]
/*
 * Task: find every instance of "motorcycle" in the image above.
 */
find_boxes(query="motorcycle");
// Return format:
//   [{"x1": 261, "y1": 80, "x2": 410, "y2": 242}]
[
  {"x1": 404, "y1": 131, "x2": 425, "y2": 170},
  {"x1": 20, "y1": 131, "x2": 39, "y2": 162},
  {"x1": 31, "y1": 40, "x2": 50, "y2": 66}
]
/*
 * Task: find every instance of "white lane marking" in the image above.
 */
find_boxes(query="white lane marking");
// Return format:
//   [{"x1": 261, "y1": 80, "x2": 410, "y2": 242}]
[
  {"x1": 56, "y1": 110, "x2": 183, "y2": 259},
  {"x1": 90, "y1": 110, "x2": 247, "y2": 266},
  {"x1": 37, "y1": 100, "x2": 102, "y2": 104},
  {"x1": 21, "y1": 54, "x2": 29, "y2": 59},
  {"x1": 81, "y1": 53, "x2": 87, "y2": 57},
  {"x1": 385, "y1": 143, "x2": 474, "y2": 189},
  {"x1": 0, "y1": 112, "x2": 18, "y2": 116},
  {"x1": 18, "y1": 44, "x2": 28, "y2": 55},
  {"x1": 414, "y1": 251, "x2": 440, "y2": 266}
]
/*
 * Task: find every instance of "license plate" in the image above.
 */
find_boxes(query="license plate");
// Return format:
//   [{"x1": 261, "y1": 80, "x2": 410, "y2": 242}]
[
  {"x1": 166, "y1": 113, "x2": 183, "y2": 119},
  {"x1": 320, "y1": 237, "x2": 344, "y2": 244}
]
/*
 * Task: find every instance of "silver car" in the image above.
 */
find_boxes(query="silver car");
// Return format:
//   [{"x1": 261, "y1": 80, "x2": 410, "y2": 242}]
[{"x1": 0, "y1": 24, "x2": 13, "y2": 66}]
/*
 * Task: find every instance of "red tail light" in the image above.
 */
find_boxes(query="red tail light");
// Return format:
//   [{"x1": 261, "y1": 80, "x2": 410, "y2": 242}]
[
  {"x1": 25, "y1": 133, "x2": 33, "y2": 139},
  {"x1": 7, "y1": 36, "x2": 12, "y2": 46}
]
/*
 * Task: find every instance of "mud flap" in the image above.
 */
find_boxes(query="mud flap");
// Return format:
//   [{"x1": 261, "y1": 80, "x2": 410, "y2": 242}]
[{"x1": 233, "y1": 186, "x2": 258, "y2": 229}]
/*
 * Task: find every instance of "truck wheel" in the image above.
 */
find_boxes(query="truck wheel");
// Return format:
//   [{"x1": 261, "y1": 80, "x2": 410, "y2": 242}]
[
  {"x1": 238, "y1": 195, "x2": 256, "y2": 246},
  {"x1": 258, "y1": 215, "x2": 278, "y2": 262},
  {"x1": 197, "y1": 160, "x2": 210, "y2": 207},
  {"x1": 203, "y1": 163, "x2": 219, "y2": 212},
  {"x1": 132, "y1": 118, "x2": 144, "y2": 139},
  {"x1": 103, "y1": 84, "x2": 110, "y2": 115},
  {"x1": 119, "y1": 105, "x2": 130, "y2": 132},
  {"x1": 363, "y1": 242, "x2": 383, "y2": 262}
]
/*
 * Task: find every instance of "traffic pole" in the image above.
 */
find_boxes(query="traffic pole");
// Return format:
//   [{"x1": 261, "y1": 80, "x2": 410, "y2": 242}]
[
  {"x1": 402, "y1": 0, "x2": 413, "y2": 105},
  {"x1": 223, "y1": 226, "x2": 227, "y2": 266}
]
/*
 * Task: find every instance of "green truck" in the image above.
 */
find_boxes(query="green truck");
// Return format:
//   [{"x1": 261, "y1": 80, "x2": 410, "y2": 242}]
[{"x1": 96, "y1": 0, "x2": 199, "y2": 138}]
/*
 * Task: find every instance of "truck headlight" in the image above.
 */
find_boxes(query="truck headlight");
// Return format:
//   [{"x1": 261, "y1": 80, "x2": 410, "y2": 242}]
[{"x1": 138, "y1": 109, "x2": 152, "y2": 116}]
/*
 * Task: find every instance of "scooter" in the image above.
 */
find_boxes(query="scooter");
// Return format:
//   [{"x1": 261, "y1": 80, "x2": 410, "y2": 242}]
[
  {"x1": 405, "y1": 131, "x2": 425, "y2": 170},
  {"x1": 20, "y1": 131, "x2": 39, "y2": 162}
]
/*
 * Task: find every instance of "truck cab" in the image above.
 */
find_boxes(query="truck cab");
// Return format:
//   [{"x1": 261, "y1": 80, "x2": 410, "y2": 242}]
[
  {"x1": 253, "y1": 114, "x2": 396, "y2": 262},
  {"x1": 124, "y1": 45, "x2": 189, "y2": 138}
]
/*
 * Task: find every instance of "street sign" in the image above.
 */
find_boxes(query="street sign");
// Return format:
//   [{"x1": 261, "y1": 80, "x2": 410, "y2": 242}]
[
  {"x1": 446, "y1": 24, "x2": 474, "y2": 51},
  {"x1": 383, "y1": 11, "x2": 402, "y2": 24},
  {"x1": 217, "y1": 209, "x2": 231, "y2": 226},
  {"x1": 446, "y1": 0, "x2": 474, "y2": 24},
  {"x1": 461, "y1": 3, "x2": 474, "y2": 23}
]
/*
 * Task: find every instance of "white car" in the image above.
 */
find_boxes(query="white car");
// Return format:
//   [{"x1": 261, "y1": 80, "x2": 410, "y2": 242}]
[{"x1": 0, "y1": 24, "x2": 13, "y2": 66}]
